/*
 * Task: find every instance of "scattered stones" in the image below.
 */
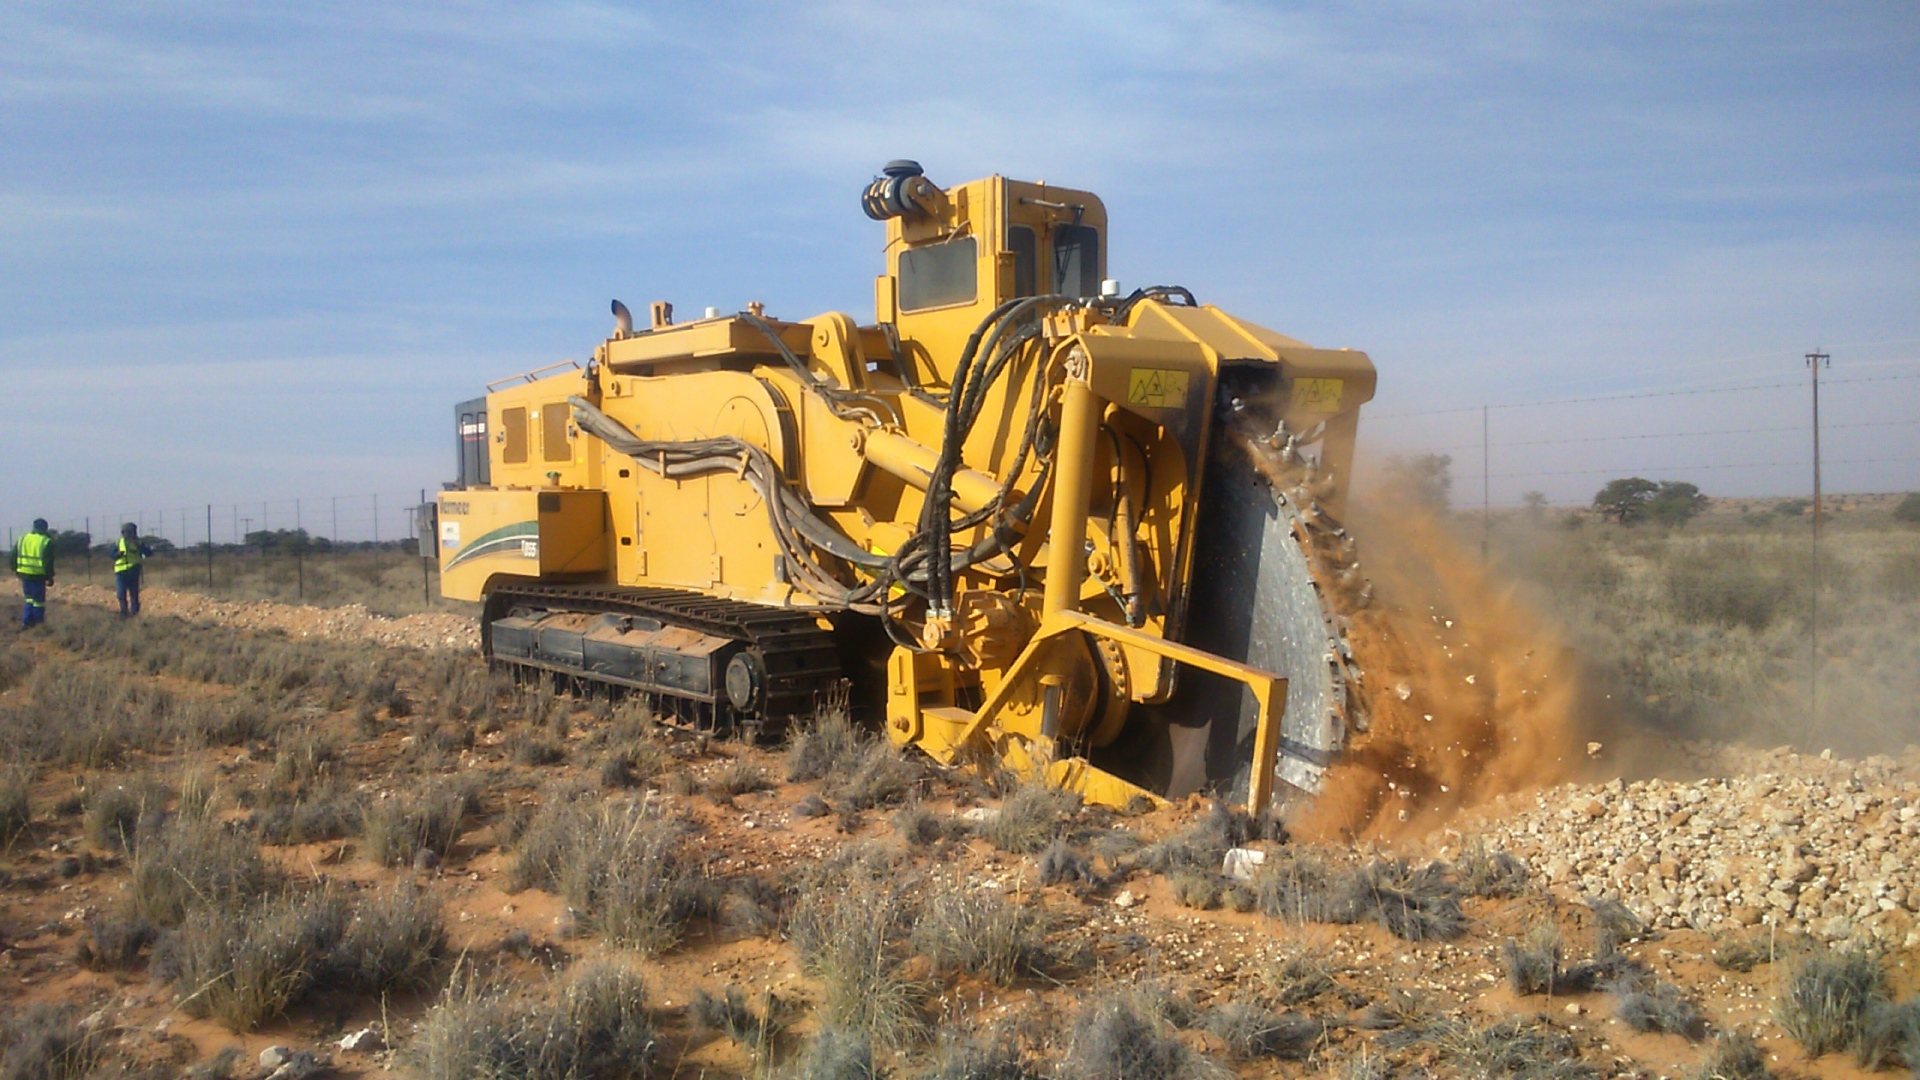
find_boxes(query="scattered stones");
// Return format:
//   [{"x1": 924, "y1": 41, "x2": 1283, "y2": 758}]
[{"x1": 1471, "y1": 745, "x2": 1920, "y2": 946}]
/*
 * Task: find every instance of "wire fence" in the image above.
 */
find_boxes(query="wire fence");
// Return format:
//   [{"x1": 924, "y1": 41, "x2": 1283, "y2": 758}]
[
  {"x1": 1370, "y1": 361, "x2": 1920, "y2": 508},
  {"x1": 5, "y1": 490, "x2": 445, "y2": 615}
]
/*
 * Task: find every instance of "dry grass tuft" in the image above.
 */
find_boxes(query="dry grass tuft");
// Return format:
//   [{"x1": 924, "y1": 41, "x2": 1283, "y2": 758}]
[
  {"x1": 709, "y1": 757, "x2": 774, "y2": 799},
  {"x1": 1692, "y1": 1033, "x2": 1775, "y2": 1080},
  {"x1": 0, "y1": 1003, "x2": 104, "y2": 1080},
  {"x1": 787, "y1": 709, "x2": 919, "y2": 809},
  {"x1": 789, "y1": 853, "x2": 928, "y2": 1049},
  {"x1": 362, "y1": 777, "x2": 479, "y2": 866},
  {"x1": 406, "y1": 960, "x2": 660, "y2": 1080},
  {"x1": 1453, "y1": 841, "x2": 1529, "y2": 898},
  {"x1": 980, "y1": 781, "x2": 1079, "y2": 855},
  {"x1": 1256, "y1": 852, "x2": 1465, "y2": 942},
  {"x1": 1774, "y1": 945, "x2": 1886, "y2": 1057},
  {"x1": 690, "y1": 986, "x2": 795, "y2": 1059},
  {"x1": 1201, "y1": 1002, "x2": 1327, "y2": 1061},
  {"x1": 129, "y1": 813, "x2": 280, "y2": 927},
  {"x1": 160, "y1": 889, "x2": 352, "y2": 1031},
  {"x1": 1710, "y1": 933, "x2": 1774, "y2": 973},
  {"x1": 1067, "y1": 988, "x2": 1222, "y2": 1080},
  {"x1": 508, "y1": 796, "x2": 700, "y2": 954},
  {"x1": 1611, "y1": 973, "x2": 1705, "y2": 1039},
  {"x1": 792, "y1": 1026, "x2": 880, "y2": 1080},
  {"x1": 911, "y1": 872, "x2": 1049, "y2": 985}
]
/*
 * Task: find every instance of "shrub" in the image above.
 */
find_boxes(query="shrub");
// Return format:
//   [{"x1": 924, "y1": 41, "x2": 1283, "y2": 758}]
[
  {"x1": 1262, "y1": 944, "x2": 1336, "y2": 1006},
  {"x1": 162, "y1": 890, "x2": 352, "y2": 1031},
  {"x1": 1413, "y1": 1017, "x2": 1596, "y2": 1080},
  {"x1": 1255, "y1": 853, "x2": 1465, "y2": 942},
  {"x1": 793, "y1": 1027, "x2": 879, "y2": 1080},
  {"x1": 893, "y1": 801, "x2": 956, "y2": 847},
  {"x1": 1612, "y1": 974, "x2": 1705, "y2": 1039},
  {"x1": 1501, "y1": 925, "x2": 1618, "y2": 996},
  {"x1": 1893, "y1": 492, "x2": 1920, "y2": 524},
  {"x1": 77, "y1": 912, "x2": 157, "y2": 971},
  {"x1": 787, "y1": 709, "x2": 862, "y2": 783},
  {"x1": 1692, "y1": 1033, "x2": 1774, "y2": 1080},
  {"x1": 1133, "y1": 802, "x2": 1257, "y2": 876},
  {"x1": 405, "y1": 961, "x2": 659, "y2": 1080},
  {"x1": 1709, "y1": 933, "x2": 1772, "y2": 973},
  {"x1": 690, "y1": 986, "x2": 795, "y2": 1059},
  {"x1": 253, "y1": 790, "x2": 364, "y2": 845},
  {"x1": 789, "y1": 857, "x2": 927, "y2": 1048},
  {"x1": 1453, "y1": 841, "x2": 1528, "y2": 898},
  {"x1": 509, "y1": 797, "x2": 699, "y2": 954},
  {"x1": 0, "y1": 1004, "x2": 103, "y2": 1080},
  {"x1": 333, "y1": 883, "x2": 445, "y2": 994},
  {"x1": 129, "y1": 814, "x2": 280, "y2": 927},
  {"x1": 1067, "y1": 990, "x2": 1218, "y2": 1080},
  {"x1": 1038, "y1": 839, "x2": 1094, "y2": 888},
  {"x1": 362, "y1": 778, "x2": 479, "y2": 866},
  {"x1": 507, "y1": 729, "x2": 567, "y2": 767},
  {"x1": 787, "y1": 709, "x2": 919, "y2": 809},
  {"x1": 1774, "y1": 946, "x2": 1885, "y2": 1056},
  {"x1": 911, "y1": 874, "x2": 1049, "y2": 985},
  {"x1": 1201, "y1": 1002, "x2": 1325, "y2": 1061},
  {"x1": 1854, "y1": 998, "x2": 1920, "y2": 1071},
  {"x1": 926, "y1": 1030, "x2": 1043, "y2": 1080},
  {"x1": 709, "y1": 757, "x2": 774, "y2": 798},
  {"x1": 83, "y1": 777, "x2": 169, "y2": 851},
  {"x1": 0, "y1": 767, "x2": 30, "y2": 849},
  {"x1": 981, "y1": 782, "x2": 1079, "y2": 855}
]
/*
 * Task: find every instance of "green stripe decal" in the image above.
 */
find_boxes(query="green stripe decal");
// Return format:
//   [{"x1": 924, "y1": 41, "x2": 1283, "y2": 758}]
[{"x1": 446, "y1": 521, "x2": 538, "y2": 570}]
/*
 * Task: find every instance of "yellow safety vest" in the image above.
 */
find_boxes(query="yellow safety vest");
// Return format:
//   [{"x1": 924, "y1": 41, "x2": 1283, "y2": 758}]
[
  {"x1": 115, "y1": 537, "x2": 145, "y2": 573},
  {"x1": 14, "y1": 533, "x2": 50, "y2": 577}
]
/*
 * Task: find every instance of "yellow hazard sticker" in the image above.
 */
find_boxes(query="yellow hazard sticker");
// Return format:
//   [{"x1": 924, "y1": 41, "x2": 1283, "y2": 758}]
[
  {"x1": 1126, "y1": 368, "x2": 1190, "y2": 408},
  {"x1": 1293, "y1": 377, "x2": 1344, "y2": 412}
]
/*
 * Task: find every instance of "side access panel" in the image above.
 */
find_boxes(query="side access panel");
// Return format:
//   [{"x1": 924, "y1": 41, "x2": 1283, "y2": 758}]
[{"x1": 437, "y1": 488, "x2": 611, "y2": 601}]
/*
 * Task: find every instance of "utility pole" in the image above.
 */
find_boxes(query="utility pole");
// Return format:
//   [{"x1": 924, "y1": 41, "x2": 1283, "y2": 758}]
[
  {"x1": 1807, "y1": 349, "x2": 1829, "y2": 723},
  {"x1": 84, "y1": 517, "x2": 91, "y2": 584},
  {"x1": 372, "y1": 493, "x2": 380, "y2": 544},
  {"x1": 1481, "y1": 404, "x2": 1491, "y2": 560},
  {"x1": 206, "y1": 505, "x2": 214, "y2": 588},
  {"x1": 420, "y1": 488, "x2": 431, "y2": 607}
]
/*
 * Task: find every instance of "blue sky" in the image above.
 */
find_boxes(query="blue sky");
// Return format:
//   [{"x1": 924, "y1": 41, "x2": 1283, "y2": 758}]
[{"x1": 4, "y1": 2, "x2": 1916, "y2": 539}]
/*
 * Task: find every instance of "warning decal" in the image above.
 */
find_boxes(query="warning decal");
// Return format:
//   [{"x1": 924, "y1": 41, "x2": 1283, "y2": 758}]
[
  {"x1": 1292, "y1": 377, "x2": 1344, "y2": 412},
  {"x1": 1126, "y1": 368, "x2": 1190, "y2": 409}
]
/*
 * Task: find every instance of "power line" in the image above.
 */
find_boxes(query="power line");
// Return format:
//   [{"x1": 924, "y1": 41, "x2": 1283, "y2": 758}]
[
  {"x1": 1489, "y1": 455, "x2": 1916, "y2": 480},
  {"x1": 1428, "y1": 416, "x2": 1920, "y2": 452},
  {"x1": 1370, "y1": 371, "x2": 1920, "y2": 420}
]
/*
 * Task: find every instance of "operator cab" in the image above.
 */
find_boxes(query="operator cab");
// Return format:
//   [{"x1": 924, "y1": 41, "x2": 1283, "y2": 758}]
[{"x1": 865, "y1": 161, "x2": 1107, "y2": 387}]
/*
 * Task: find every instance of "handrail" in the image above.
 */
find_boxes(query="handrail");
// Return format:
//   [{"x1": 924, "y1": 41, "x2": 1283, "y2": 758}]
[{"x1": 486, "y1": 360, "x2": 583, "y2": 392}]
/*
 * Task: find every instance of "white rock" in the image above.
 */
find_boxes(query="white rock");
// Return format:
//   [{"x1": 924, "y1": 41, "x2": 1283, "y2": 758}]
[
  {"x1": 259, "y1": 1047, "x2": 294, "y2": 1070},
  {"x1": 960, "y1": 807, "x2": 997, "y2": 823},
  {"x1": 1222, "y1": 848, "x2": 1267, "y2": 880},
  {"x1": 338, "y1": 1027, "x2": 385, "y2": 1052},
  {"x1": 1114, "y1": 890, "x2": 1138, "y2": 909}
]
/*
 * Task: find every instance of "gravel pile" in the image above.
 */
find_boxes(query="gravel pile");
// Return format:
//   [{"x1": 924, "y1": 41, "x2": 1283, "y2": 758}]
[
  {"x1": 0, "y1": 579, "x2": 478, "y2": 653},
  {"x1": 1464, "y1": 747, "x2": 1920, "y2": 946}
]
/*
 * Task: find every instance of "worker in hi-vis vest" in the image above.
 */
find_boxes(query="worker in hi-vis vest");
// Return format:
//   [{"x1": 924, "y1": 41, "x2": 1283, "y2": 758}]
[
  {"x1": 12, "y1": 519, "x2": 54, "y2": 628},
  {"x1": 114, "y1": 522, "x2": 153, "y2": 618}
]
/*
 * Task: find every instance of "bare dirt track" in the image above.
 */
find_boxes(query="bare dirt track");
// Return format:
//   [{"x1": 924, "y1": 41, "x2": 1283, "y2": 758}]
[
  {"x1": 0, "y1": 580, "x2": 1915, "y2": 1078},
  {"x1": 0, "y1": 578, "x2": 477, "y2": 653}
]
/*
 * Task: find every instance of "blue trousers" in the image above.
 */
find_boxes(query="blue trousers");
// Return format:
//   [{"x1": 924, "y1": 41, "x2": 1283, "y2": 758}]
[
  {"x1": 116, "y1": 568, "x2": 142, "y2": 616},
  {"x1": 20, "y1": 576, "x2": 46, "y2": 627}
]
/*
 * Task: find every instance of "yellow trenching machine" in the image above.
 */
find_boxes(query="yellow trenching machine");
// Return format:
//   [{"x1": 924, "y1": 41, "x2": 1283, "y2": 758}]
[{"x1": 431, "y1": 161, "x2": 1375, "y2": 814}]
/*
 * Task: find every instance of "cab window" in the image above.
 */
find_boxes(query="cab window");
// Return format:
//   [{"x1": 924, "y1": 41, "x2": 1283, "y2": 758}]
[
  {"x1": 899, "y1": 236, "x2": 978, "y2": 310},
  {"x1": 1008, "y1": 226, "x2": 1037, "y2": 298},
  {"x1": 1052, "y1": 224, "x2": 1100, "y2": 298},
  {"x1": 501, "y1": 406, "x2": 529, "y2": 464},
  {"x1": 542, "y1": 403, "x2": 571, "y2": 462}
]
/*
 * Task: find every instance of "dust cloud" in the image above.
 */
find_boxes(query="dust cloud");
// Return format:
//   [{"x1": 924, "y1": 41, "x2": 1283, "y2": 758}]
[{"x1": 1289, "y1": 501, "x2": 1589, "y2": 843}]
